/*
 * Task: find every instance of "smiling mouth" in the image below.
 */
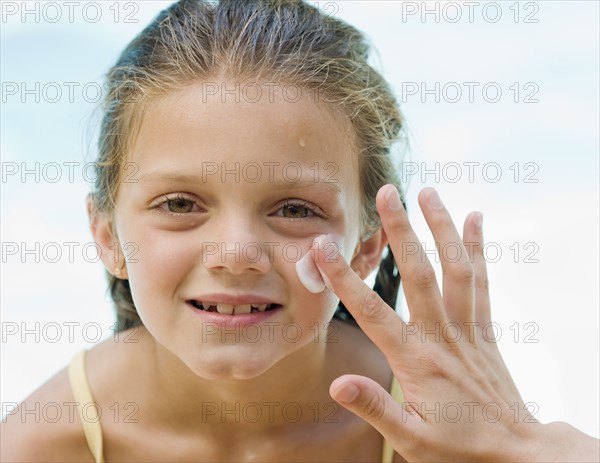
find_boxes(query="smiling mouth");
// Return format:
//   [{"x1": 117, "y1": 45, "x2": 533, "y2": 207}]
[{"x1": 188, "y1": 300, "x2": 282, "y2": 315}]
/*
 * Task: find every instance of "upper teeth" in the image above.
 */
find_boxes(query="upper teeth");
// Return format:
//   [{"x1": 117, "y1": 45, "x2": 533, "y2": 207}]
[{"x1": 196, "y1": 301, "x2": 270, "y2": 314}]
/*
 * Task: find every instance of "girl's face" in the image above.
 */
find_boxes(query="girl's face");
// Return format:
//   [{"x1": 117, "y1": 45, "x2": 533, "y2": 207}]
[{"x1": 106, "y1": 81, "x2": 370, "y2": 379}]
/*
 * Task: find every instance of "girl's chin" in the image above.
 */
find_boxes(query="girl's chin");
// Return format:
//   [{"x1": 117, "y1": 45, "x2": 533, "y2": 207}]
[{"x1": 180, "y1": 347, "x2": 288, "y2": 381}]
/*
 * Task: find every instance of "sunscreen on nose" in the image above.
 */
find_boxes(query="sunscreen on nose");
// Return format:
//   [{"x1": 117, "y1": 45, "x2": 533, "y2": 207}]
[{"x1": 295, "y1": 249, "x2": 326, "y2": 293}]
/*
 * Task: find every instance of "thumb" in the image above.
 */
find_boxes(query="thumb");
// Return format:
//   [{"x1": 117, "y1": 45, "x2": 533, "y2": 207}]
[{"x1": 329, "y1": 374, "x2": 421, "y2": 449}]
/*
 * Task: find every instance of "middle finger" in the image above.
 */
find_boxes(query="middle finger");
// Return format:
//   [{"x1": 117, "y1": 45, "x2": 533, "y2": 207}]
[{"x1": 377, "y1": 184, "x2": 447, "y2": 327}]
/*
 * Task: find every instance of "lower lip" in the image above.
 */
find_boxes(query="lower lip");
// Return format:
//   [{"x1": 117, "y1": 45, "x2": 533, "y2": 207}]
[{"x1": 186, "y1": 302, "x2": 283, "y2": 328}]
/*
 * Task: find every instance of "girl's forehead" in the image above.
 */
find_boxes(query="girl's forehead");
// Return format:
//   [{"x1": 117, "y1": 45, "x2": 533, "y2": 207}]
[
  {"x1": 138, "y1": 81, "x2": 355, "y2": 139},
  {"x1": 129, "y1": 81, "x2": 360, "y2": 179}
]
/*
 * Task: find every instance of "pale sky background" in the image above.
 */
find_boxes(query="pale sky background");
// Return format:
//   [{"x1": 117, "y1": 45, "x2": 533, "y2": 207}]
[{"x1": 1, "y1": 0, "x2": 599, "y2": 439}]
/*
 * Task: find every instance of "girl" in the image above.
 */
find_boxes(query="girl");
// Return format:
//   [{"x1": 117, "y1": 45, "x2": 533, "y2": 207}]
[{"x1": 2, "y1": 0, "x2": 598, "y2": 461}]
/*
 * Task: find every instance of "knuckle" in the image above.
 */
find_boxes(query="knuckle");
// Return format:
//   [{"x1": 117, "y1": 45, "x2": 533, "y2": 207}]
[
  {"x1": 360, "y1": 391, "x2": 386, "y2": 422},
  {"x1": 453, "y1": 262, "x2": 474, "y2": 285},
  {"x1": 360, "y1": 290, "x2": 386, "y2": 320},
  {"x1": 412, "y1": 265, "x2": 437, "y2": 290}
]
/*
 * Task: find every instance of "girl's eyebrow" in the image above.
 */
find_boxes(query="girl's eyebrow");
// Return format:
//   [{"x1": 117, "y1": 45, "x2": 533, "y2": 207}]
[
  {"x1": 137, "y1": 171, "x2": 342, "y2": 194},
  {"x1": 268, "y1": 178, "x2": 342, "y2": 194}
]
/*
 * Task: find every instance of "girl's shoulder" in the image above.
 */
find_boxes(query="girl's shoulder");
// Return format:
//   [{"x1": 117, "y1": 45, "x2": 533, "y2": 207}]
[
  {"x1": 1, "y1": 328, "x2": 143, "y2": 462},
  {"x1": 0, "y1": 364, "x2": 95, "y2": 462}
]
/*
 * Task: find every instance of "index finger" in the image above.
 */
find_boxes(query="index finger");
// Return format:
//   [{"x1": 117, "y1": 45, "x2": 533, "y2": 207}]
[{"x1": 311, "y1": 234, "x2": 410, "y2": 362}]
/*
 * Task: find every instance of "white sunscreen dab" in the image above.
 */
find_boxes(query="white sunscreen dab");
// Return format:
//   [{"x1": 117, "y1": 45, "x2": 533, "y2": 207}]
[
  {"x1": 295, "y1": 250, "x2": 326, "y2": 293},
  {"x1": 295, "y1": 235, "x2": 337, "y2": 293}
]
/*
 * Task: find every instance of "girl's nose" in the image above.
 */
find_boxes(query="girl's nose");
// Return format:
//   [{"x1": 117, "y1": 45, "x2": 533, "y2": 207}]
[{"x1": 202, "y1": 215, "x2": 272, "y2": 275}]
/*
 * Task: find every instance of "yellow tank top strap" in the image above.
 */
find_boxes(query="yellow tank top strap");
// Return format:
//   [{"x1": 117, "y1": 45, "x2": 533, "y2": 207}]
[
  {"x1": 67, "y1": 350, "x2": 105, "y2": 463},
  {"x1": 381, "y1": 377, "x2": 404, "y2": 463}
]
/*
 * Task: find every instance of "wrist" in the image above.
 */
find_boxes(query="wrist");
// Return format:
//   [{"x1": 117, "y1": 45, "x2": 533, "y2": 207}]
[
  {"x1": 495, "y1": 420, "x2": 570, "y2": 462},
  {"x1": 527, "y1": 421, "x2": 599, "y2": 462}
]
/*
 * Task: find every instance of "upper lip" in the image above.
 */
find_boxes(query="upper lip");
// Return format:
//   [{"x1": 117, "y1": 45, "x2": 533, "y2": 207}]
[{"x1": 187, "y1": 293, "x2": 282, "y2": 306}]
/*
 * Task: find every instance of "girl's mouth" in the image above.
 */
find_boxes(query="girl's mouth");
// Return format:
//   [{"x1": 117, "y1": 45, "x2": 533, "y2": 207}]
[{"x1": 188, "y1": 300, "x2": 282, "y2": 315}]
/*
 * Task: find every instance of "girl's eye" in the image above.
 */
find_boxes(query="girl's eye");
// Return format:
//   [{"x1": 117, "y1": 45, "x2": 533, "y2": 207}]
[
  {"x1": 167, "y1": 198, "x2": 195, "y2": 213},
  {"x1": 277, "y1": 201, "x2": 320, "y2": 219},
  {"x1": 152, "y1": 195, "x2": 201, "y2": 215}
]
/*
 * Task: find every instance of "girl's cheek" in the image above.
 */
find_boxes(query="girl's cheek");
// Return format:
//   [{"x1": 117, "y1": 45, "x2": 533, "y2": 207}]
[{"x1": 121, "y1": 227, "x2": 194, "y2": 282}]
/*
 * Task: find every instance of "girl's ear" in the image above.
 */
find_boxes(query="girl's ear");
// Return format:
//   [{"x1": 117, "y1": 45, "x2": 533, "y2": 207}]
[
  {"x1": 86, "y1": 194, "x2": 128, "y2": 279},
  {"x1": 350, "y1": 227, "x2": 388, "y2": 279}
]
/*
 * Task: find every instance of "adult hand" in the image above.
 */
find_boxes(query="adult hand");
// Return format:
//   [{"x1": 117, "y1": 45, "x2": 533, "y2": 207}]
[{"x1": 312, "y1": 185, "x2": 599, "y2": 462}]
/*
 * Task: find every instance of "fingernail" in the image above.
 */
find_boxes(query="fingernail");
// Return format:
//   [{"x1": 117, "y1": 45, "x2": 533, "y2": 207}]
[
  {"x1": 428, "y1": 189, "x2": 444, "y2": 209},
  {"x1": 385, "y1": 185, "x2": 402, "y2": 211},
  {"x1": 335, "y1": 383, "x2": 360, "y2": 404},
  {"x1": 474, "y1": 212, "x2": 483, "y2": 230}
]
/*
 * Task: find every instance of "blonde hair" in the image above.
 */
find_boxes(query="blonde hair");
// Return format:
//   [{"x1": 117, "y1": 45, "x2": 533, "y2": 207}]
[{"x1": 91, "y1": 0, "x2": 405, "y2": 330}]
